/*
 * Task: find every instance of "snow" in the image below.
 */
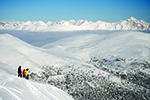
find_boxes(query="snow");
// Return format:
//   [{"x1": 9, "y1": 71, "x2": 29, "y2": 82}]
[
  {"x1": 42, "y1": 31, "x2": 150, "y2": 61},
  {"x1": 0, "y1": 34, "x2": 74, "y2": 100},
  {"x1": 0, "y1": 17, "x2": 150, "y2": 32},
  {"x1": 0, "y1": 30, "x2": 149, "y2": 72},
  {"x1": 0, "y1": 71, "x2": 74, "y2": 100},
  {"x1": 0, "y1": 27, "x2": 150, "y2": 99}
]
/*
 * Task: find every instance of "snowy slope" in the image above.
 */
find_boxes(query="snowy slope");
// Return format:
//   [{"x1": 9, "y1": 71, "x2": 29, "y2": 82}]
[
  {"x1": 0, "y1": 34, "x2": 73, "y2": 73},
  {"x1": 43, "y1": 31, "x2": 150, "y2": 61},
  {"x1": 0, "y1": 31, "x2": 150, "y2": 74},
  {"x1": 0, "y1": 17, "x2": 149, "y2": 31},
  {"x1": 0, "y1": 30, "x2": 150, "y2": 99},
  {"x1": 0, "y1": 34, "x2": 74, "y2": 100},
  {"x1": 0, "y1": 63, "x2": 74, "y2": 100},
  {"x1": 38, "y1": 31, "x2": 150, "y2": 99}
]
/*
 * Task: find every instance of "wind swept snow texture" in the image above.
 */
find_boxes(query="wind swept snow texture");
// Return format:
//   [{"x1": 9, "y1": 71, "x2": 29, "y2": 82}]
[
  {"x1": 0, "y1": 70, "x2": 74, "y2": 100},
  {"x1": 0, "y1": 30, "x2": 150, "y2": 100},
  {"x1": 0, "y1": 17, "x2": 150, "y2": 32}
]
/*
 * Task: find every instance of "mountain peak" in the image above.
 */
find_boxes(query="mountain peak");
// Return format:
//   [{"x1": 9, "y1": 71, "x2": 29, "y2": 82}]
[
  {"x1": 130, "y1": 17, "x2": 137, "y2": 20},
  {"x1": 127, "y1": 17, "x2": 138, "y2": 22}
]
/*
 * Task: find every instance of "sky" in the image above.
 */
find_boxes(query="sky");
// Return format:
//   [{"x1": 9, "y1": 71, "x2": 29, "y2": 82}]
[{"x1": 0, "y1": 0, "x2": 150, "y2": 23}]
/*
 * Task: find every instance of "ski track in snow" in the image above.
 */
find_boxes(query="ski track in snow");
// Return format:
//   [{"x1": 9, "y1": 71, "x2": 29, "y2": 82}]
[
  {"x1": 42, "y1": 88, "x2": 59, "y2": 100},
  {"x1": 0, "y1": 74, "x2": 74, "y2": 100},
  {"x1": 0, "y1": 75, "x2": 21, "y2": 100},
  {"x1": 26, "y1": 81, "x2": 50, "y2": 100},
  {"x1": 0, "y1": 86, "x2": 22, "y2": 100}
]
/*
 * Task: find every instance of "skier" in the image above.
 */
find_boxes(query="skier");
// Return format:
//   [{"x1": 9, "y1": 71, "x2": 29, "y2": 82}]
[
  {"x1": 22, "y1": 69, "x2": 26, "y2": 78},
  {"x1": 26, "y1": 68, "x2": 29, "y2": 80},
  {"x1": 18, "y1": 66, "x2": 22, "y2": 77}
]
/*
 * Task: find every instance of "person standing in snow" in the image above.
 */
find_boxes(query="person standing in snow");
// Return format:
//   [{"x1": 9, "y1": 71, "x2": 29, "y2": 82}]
[
  {"x1": 26, "y1": 68, "x2": 29, "y2": 80},
  {"x1": 18, "y1": 66, "x2": 22, "y2": 77},
  {"x1": 22, "y1": 69, "x2": 26, "y2": 78}
]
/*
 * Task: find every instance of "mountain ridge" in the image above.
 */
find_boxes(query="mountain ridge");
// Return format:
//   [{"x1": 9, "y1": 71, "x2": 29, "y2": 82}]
[{"x1": 0, "y1": 17, "x2": 150, "y2": 31}]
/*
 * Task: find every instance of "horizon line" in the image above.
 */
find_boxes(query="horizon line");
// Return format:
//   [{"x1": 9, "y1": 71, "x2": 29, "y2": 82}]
[{"x1": 1, "y1": 17, "x2": 149, "y2": 23}]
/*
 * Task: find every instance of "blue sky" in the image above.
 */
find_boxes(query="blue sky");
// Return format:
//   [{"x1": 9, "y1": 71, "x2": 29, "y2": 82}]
[{"x1": 0, "y1": 0, "x2": 150, "y2": 23}]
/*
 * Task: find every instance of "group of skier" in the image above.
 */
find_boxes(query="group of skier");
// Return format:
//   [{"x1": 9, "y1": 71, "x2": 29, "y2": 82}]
[{"x1": 18, "y1": 66, "x2": 29, "y2": 80}]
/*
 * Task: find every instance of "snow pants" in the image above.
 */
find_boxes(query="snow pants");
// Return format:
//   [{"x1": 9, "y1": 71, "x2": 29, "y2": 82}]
[
  {"x1": 26, "y1": 75, "x2": 29, "y2": 80},
  {"x1": 18, "y1": 73, "x2": 22, "y2": 77}
]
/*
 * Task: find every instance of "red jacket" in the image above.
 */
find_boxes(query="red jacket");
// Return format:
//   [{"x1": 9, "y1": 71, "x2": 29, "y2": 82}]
[{"x1": 23, "y1": 69, "x2": 26, "y2": 76}]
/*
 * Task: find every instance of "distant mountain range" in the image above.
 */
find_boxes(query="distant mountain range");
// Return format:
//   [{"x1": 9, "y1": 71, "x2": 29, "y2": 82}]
[{"x1": 0, "y1": 17, "x2": 150, "y2": 31}]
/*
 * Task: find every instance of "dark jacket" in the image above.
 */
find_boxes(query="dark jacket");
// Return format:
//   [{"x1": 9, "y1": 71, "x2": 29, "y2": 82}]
[{"x1": 18, "y1": 66, "x2": 21, "y2": 74}]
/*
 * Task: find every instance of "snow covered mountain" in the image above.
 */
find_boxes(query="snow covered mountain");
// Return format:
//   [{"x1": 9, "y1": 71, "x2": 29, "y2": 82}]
[
  {"x1": 0, "y1": 17, "x2": 149, "y2": 31},
  {"x1": 0, "y1": 34, "x2": 74, "y2": 100},
  {"x1": 0, "y1": 30, "x2": 150, "y2": 99}
]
